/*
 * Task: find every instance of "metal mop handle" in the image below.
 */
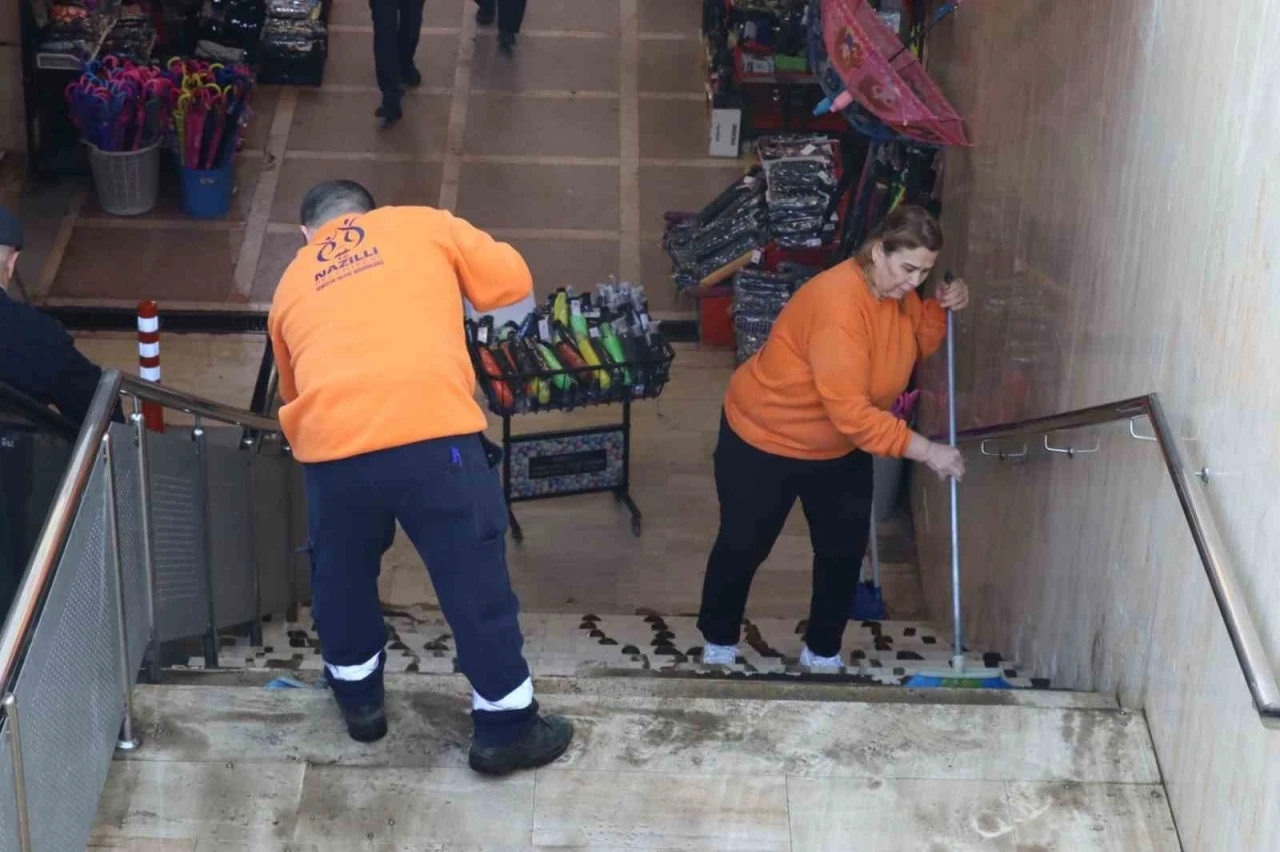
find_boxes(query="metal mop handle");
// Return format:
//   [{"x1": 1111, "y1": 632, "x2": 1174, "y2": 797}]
[{"x1": 944, "y1": 272, "x2": 964, "y2": 672}]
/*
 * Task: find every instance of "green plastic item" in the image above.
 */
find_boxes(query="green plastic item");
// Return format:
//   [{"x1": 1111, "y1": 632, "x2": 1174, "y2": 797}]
[{"x1": 774, "y1": 54, "x2": 808, "y2": 74}]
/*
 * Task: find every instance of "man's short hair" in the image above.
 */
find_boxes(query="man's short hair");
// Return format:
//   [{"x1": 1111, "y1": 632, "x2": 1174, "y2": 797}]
[{"x1": 299, "y1": 181, "x2": 376, "y2": 230}]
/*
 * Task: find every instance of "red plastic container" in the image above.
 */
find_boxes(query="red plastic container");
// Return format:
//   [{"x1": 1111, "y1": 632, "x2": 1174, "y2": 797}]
[{"x1": 697, "y1": 287, "x2": 736, "y2": 347}]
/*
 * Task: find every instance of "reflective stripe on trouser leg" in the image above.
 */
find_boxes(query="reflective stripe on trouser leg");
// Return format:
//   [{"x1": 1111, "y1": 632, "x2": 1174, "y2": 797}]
[
  {"x1": 472, "y1": 676, "x2": 533, "y2": 712},
  {"x1": 327, "y1": 651, "x2": 383, "y2": 681}
]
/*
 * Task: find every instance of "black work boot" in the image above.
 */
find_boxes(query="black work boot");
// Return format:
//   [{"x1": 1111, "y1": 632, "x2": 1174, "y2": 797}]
[
  {"x1": 469, "y1": 714, "x2": 574, "y2": 776},
  {"x1": 341, "y1": 701, "x2": 388, "y2": 743}
]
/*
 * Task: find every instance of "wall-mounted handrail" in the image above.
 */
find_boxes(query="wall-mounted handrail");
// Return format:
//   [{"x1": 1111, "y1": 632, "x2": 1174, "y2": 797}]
[{"x1": 938, "y1": 392, "x2": 1280, "y2": 728}]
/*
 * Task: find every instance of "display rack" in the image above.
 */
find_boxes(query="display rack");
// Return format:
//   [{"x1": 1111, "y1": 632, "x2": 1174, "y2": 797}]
[{"x1": 468, "y1": 312, "x2": 676, "y2": 541}]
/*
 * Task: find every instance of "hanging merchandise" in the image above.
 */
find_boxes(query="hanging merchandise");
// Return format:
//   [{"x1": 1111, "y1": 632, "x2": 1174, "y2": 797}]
[
  {"x1": 257, "y1": 0, "x2": 329, "y2": 85},
  {"x1": 730, "y1": 264, "x2": 815, "y2": 363},
  {"x1": 162, "y1": 57, "x2": 255, "y2": 217},
  {"x1": 812, "y1": 0, "x2": 969, "y2": 146},
  {"x1": 65, "y1": 57, "x2": 176, "y2": 215},
  {"x1": 465, "y1": 282, "x2": 676, "y2": 540},
  {"x1": 758, "y1": 134, "x2": 840, "y2": 248},
  {"x1": 101, "y1": 8, "x2": 158, "y2": 62}
]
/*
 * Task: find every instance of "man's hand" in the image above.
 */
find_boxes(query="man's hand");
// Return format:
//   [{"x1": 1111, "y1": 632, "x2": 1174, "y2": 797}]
[{"x1": 937, "y1": 277, "x2": 970, "y2": 312}]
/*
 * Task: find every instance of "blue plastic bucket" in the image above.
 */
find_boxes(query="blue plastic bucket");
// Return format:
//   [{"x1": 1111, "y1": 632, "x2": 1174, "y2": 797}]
[{"x1": 179, "y1": 164, "x2": 233, "y2": 219}]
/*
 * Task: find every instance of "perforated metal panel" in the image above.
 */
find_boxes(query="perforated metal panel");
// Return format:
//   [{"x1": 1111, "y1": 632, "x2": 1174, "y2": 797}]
[
  {"x1": 13, "y1": 459, "x2": 124, "y2": 852},
  {"x1": 254, "y1": 450, "x2": 294, "y2": 616},
  {"x1": 147, "y1": 430, "x2": 209, "y2": 643},
  {"x1": 207, "y1": 445, "x2": 256, "y2": 629},
  {"x1": 0, "y1": 719, "x2": 18, "y2": 852},
  {"x1": 109, "y1": 423, "x2": 151, "y2": 668}
]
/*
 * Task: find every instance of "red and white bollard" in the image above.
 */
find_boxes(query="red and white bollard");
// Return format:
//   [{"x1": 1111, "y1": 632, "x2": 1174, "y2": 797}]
[{"x1": 136, "y1": 300, "x2": 165, "y2": 432}]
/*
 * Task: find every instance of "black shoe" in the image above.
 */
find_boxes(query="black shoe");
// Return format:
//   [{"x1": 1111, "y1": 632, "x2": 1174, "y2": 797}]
[
  {"x1": 375, "y1": 100, "x2": 403, "y2": 127},
  {"x1": 341, "y1": 701, "x2": 388, "y2": 743},
  {"x1": 475, "y1": 2, "x2": 495, "y2": 26},
  {"x1": 498, "y1": 31, "x2": 516, "y2": 56},
  {"x1": 469, "y1": 714, "x2": 573, "y2": 776},
  {"x1": 402, "y1": 66, "x2": 422, "y2": 88}
]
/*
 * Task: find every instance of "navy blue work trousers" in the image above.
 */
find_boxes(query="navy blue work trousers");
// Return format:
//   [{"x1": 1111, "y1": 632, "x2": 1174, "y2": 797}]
[{"x1": 303, "y1": 433, "x2": 533, "y2": 741}]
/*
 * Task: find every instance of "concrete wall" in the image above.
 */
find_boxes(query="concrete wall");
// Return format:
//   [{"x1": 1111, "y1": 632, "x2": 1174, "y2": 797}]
[{"x1": 912, "y1": 2, "x2": 1280, "y2": 850}]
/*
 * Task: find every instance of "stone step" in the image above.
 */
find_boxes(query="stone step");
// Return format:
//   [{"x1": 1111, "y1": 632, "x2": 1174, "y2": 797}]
[{"x1": 92, "y1": 678, "x2": 1177, "y2": 851}]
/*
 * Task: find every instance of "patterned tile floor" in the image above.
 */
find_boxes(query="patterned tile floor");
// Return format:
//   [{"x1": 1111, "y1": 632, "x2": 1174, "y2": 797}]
[{"x1": 187, "y1": 606, "x2": 1047, "y2": 688}]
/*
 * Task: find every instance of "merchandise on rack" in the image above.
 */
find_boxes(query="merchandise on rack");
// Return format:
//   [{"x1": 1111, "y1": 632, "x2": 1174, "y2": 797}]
[
  {"x1": 101, "y1": 8, "x2": 157, "y2": 62},
  {"x1": 758, "y1": 134, "x2": 840, "y2": 248},
  {"x1": 662, "y1": 169, "x2": 769, "y2": 292},
  {"x1": 730, "y1": 263, "x2": 814, "y2": 363},
  {"x1": 257, "y1": 0, "x2": 329, "y2": 85},
  {"x1": 465, "y1": 281, "x2": 676, "y2": 540},
  {"x1": 198, "y1": 0, "x2": 269, "y2": 61},
  {"x1": 65, "y1": 56, "x2": 175, "y2": 151},
  {"x1": 726, "y1": 0, "x2": 810, "y2": 77},
  {"x1": 466, "y1": 282, "x2": 675, "y2": 417},
  {"x1": 39, "y1": 0, "x2": 119, "y2": 63}
]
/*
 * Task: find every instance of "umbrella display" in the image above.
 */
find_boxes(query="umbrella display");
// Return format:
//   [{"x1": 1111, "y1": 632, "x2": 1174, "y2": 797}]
[
  {"x1": 161, "y1": 57, "x2": 255, "y2": 170},
  {"x1": 65, "y1": 56, "x2": 175, "y2": 152},
  {"x1": 815, "y1": 0, "x2": 969, "y2": 147}
]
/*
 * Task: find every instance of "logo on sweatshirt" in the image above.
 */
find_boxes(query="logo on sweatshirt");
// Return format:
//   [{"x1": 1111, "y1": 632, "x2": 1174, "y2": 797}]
[{"x1": 314, "y1": 217, "x2": 383, "y2": 289}]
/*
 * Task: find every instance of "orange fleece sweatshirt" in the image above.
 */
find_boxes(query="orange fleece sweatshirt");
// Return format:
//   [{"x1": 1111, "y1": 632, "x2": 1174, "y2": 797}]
[
  {"x1": 724, "y1": 260, "x2": 946, "y2": 460},
  {"x1": 268, "y1": 206, "x2": 533, "y2": 463}
]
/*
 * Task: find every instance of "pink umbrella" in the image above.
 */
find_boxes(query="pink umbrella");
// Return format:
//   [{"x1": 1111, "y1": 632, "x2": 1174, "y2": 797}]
[{"x1": 822, "y1": 0, "x2": 969, "y2": 147}]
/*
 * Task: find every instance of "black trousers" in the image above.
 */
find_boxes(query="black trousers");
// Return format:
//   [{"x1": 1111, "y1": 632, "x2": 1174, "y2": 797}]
[
  {"x1": 370, "y1": 0, "x2": 425, "y2": 102},
  {"x1": 697, "y1": 414, "x2": 874, "y2": 658},
  {"x1": 477, "y1": 0, "x2": 528, "y2": 34}
]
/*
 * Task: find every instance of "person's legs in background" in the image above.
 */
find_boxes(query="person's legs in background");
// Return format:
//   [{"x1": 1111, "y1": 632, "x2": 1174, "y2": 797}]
[
  {"x1": 303, "y1": 458, "x2": 398, "y2": 742},
  {"x1": 496, "y1": 0, "x2": 527, "y2": 55},
  {"x1": 391, "y1": 434, "x2": 573, "y2": 775},
  {"x1": 796, "y1": 450, "x2": 874, "y2": 668},
  {"x1": 474, "y1": 0, "x2": 527, "y2": 55},
  {"x1": 397, "y1": 0, "x2": 425, "y2": 86},
  {"x1": 696, "y1": 415, "x2": 799, "y2": 664},
  {"x1": 370, "y1": 0, "x2": 405, "y2": 124}
]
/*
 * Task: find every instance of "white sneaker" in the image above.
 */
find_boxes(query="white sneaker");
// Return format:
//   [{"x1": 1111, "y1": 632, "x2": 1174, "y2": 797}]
[
  {"x1": 800, "y1": 645, "x2": 844, "y2": 670},
  {"x1": 701, "y1": 642, "x2": 738, "y2": 665}
]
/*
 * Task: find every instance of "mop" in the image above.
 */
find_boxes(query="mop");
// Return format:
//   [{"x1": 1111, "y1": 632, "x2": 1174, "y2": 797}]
[
  {"x1": 905, "y1": 273, "x2": 1017, "y2": 689},
  {"x1": 850, "y1": 511, "x2": 886, "y2": 620}
]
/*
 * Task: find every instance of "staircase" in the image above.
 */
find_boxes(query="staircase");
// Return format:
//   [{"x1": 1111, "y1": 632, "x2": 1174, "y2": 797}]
[{"x1": 90, "y1": 520, "x2": 1180, "y2": 850}]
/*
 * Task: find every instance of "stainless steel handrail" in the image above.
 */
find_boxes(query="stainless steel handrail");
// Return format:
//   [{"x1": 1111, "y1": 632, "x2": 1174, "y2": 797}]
[
  {"x1": 942, "y1": 392, "x2": 1280, "y2": 728},
  {"x1": 0, "y1": 370, "x2": 124, "y2": 689},
  {"x1": 121, "y1": 375, "x2": 280, "y2": 433}
]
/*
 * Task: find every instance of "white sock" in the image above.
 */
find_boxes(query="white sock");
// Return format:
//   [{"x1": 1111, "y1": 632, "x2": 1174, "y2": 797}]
[
  {"x1": 701, "y1": 643, "x2": 738, "y2": 665},
  {"x1": 800, "y1": 645, "x2": 843, "y2": 669}
]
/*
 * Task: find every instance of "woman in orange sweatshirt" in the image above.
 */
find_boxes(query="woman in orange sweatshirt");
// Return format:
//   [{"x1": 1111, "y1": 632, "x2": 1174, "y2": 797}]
[{"x1": 697, "y1": 205, "x2": 969, "y2": 668}]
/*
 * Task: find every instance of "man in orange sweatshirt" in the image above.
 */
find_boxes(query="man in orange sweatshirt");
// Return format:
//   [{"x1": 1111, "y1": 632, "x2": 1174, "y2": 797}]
[{"x1": 269, "y1": 180, "x2": 572, "y2": 775}]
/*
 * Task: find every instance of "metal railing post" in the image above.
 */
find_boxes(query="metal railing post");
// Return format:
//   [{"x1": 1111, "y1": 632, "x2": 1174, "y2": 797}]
[
  {"x1": 103, "y1": 433, "x2": 141, "y2": 751},
  {"x1": 130, "y1": 397, "x2": 162, "y2": 683},
  {"x1": 193, "y1": 417, "x2": 219, "y2": 668},
  {"x1": 3, "y1": 694, "x2": 32, "y2": 852}
]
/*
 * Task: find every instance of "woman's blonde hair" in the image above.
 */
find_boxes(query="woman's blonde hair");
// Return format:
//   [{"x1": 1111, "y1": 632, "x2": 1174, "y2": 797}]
[{"x1": 855, "y1": 205, "x2": 944, "y2": 267}]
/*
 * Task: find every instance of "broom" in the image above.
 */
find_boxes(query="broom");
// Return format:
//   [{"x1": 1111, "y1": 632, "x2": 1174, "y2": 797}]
[{"x1": 905, "y1": 272, "x2": 1017, "y2": 689}]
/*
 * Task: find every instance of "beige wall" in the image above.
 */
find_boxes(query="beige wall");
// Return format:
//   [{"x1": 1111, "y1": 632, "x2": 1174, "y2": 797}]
[{"x1": 912, "y1": 2, "x2": 1280, "y2": 850}]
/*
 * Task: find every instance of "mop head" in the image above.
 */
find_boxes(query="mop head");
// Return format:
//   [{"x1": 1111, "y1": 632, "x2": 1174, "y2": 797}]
[
  {"x1": 903, "y1": 674, "x2": 1016, "y2": 689},
  {"x1": 849, "y1": 580, "x2": 886, "y2": 621}
]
